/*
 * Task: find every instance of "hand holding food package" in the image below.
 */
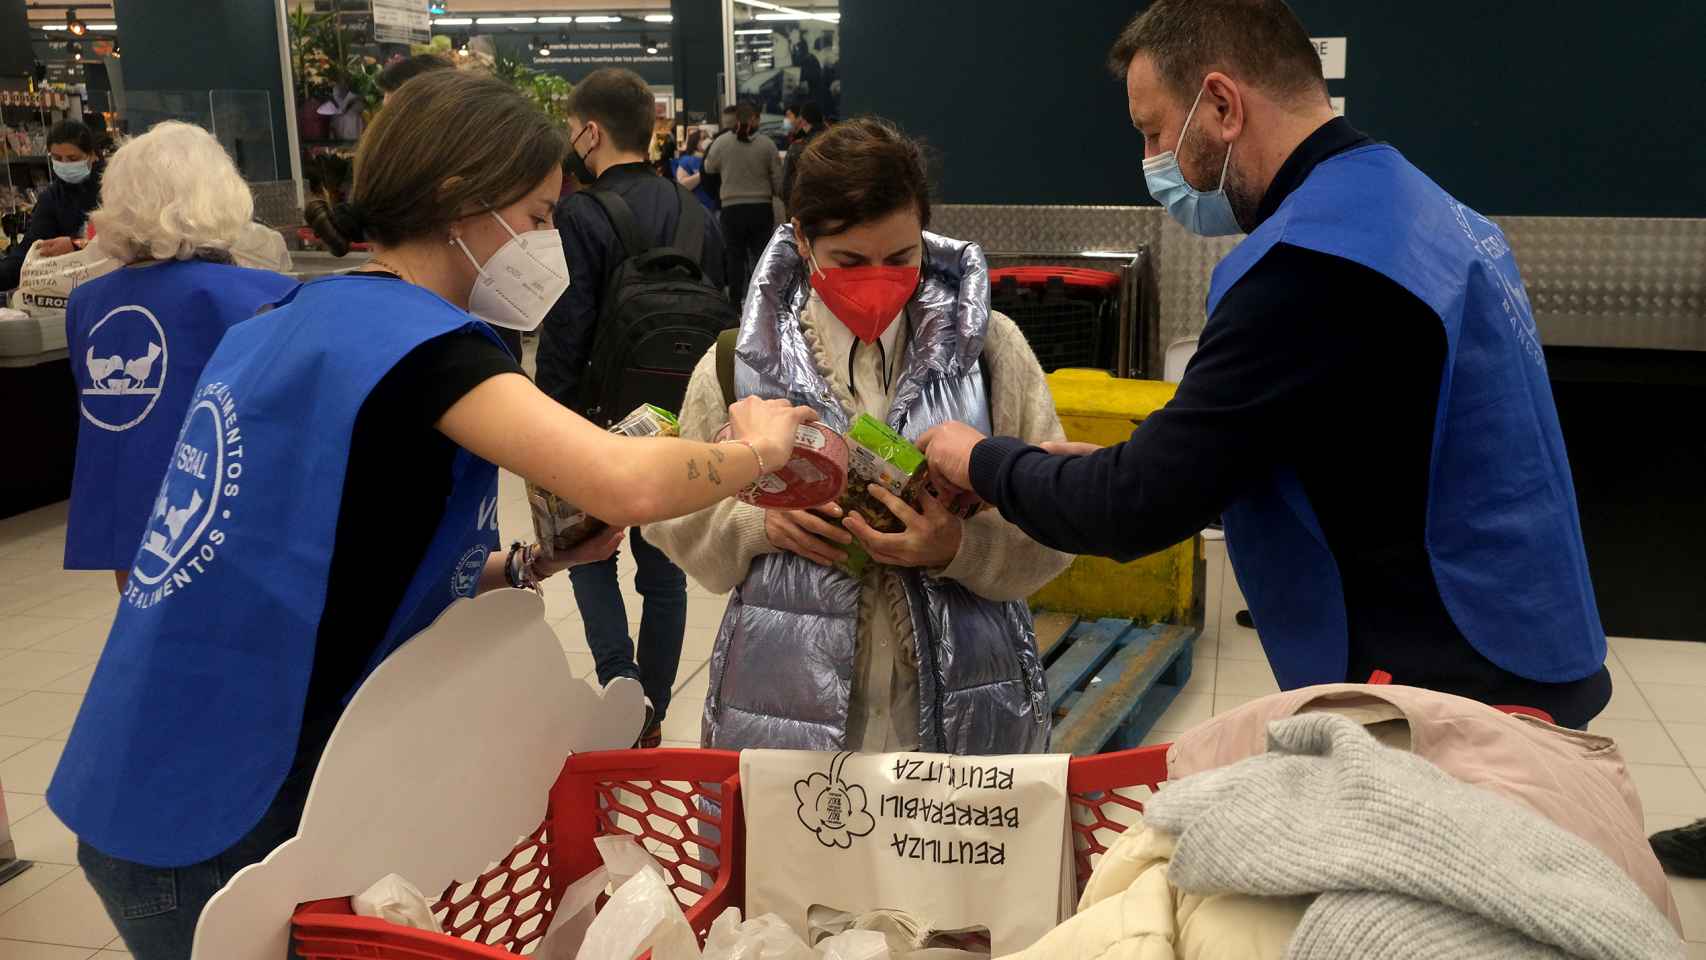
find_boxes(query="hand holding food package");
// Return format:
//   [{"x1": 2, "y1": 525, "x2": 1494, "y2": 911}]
[{"x1": 528, "y1": 405, "x2": 679, "y2": 559}]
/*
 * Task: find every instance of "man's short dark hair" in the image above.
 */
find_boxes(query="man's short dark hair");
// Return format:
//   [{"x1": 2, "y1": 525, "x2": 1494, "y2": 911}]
[
  {"x1": 1108, "y1": 0, "x2": 1326, "y2": 104},
  {"x1": 376, "y1": 53, "x2": 453, "y2": 94},
  {"x1": 567, "y1": 68, "x2": 656, "y2": 154},
  {"x1": 800, "y1": 102, "x2": 824, "y2": 127},
  {"x1": 784, "y1": 105, "x2": 799, "y2": 119}
]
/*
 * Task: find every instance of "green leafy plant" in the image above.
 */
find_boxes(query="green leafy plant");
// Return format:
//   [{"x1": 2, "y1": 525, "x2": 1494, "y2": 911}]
[{"x1": 492, "y1": 54, "x2": 572, "y2": 123}]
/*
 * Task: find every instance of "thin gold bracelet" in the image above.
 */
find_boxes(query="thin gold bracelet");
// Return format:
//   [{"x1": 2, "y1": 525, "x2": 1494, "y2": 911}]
[{"x1": 723, "y1": 439, "x2": 768, "y2": 474}]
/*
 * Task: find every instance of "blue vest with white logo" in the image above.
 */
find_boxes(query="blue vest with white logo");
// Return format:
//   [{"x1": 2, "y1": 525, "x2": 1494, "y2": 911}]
[
  {"x1": 63, "y1": 259, "x2": 297, "y2": 571},
  {"x1": 49, "y1": 276, "x2": 502, "y2": 867},
  {"x1": 1209, "y1": 144, "x2": 1603, "y2": 689}
]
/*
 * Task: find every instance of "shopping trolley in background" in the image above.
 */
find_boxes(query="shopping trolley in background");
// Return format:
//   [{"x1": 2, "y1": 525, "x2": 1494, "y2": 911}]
[
  {"x1": 988, "y1": 266, "x2": 1125, "y2": 373},
  {"x1": 290, "y1": 745, "x2": 1170, "y2": 959}
]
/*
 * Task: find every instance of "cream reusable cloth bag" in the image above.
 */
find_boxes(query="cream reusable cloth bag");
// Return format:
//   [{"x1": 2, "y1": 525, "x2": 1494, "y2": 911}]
[{"x1": 741, "y1": 750, "x2": 1074, "y2": 957}]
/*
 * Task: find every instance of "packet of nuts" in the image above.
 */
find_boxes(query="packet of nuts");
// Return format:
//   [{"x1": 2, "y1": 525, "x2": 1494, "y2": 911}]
[
  {"x1": 836, "y1": 414, "x2": 984, "y2": 576},
  {"x1": 527, "y1": 404, "x2": 679, "y2": 558}
]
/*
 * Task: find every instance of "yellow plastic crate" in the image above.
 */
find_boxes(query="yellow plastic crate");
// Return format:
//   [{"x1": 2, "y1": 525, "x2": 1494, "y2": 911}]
[{"x1": 1030, "y1": 369, "x2": 1204, "y2": 626}]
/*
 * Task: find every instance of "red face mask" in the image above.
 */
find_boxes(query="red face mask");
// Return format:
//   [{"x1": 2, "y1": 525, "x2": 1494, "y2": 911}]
[{"x1": 808, "y1": 251, "x2": 920, "y2": 345}]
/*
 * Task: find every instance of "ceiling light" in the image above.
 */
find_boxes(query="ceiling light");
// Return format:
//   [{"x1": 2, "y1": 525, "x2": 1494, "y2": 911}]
[
  {"x1": 43, "y1": 24, "x2": 68, "y2": 31},
  {"x1": 537, "y1": 15, "x2": 574, "y2": 23},
  {"x1": 644, "y1": 14, "x2": 674, "y2": 22},
  {"x1": 537, "y1": 41, "x2": 551, "y2": 56},
  {"x1": 66, "y1": 9, "x2": 87, "y2": 36},
  {"x1": 475, "y1": 16, "x2": 536, "y2": 25},
  {"x1": 753, "y1": 13, "x2": 808, "y2": 19},
  {"x1": 70, "y1": 41, "x2": 83, "y2": 60},
  {"x1": 734, "y1": 28, "x2": 770, "y2": 35},
  {"x1": 576, "y1": 16, "x2": 622, "y2": 24},
  {"x1": 432, "y1": 17, "x2": 473, "y2": 25},
  {"x1": 643, "y1": 34, "x2": 658, "y2": 54},
  {"x1": 90, "y1": 23, "x2": 117, "y2": 31}
]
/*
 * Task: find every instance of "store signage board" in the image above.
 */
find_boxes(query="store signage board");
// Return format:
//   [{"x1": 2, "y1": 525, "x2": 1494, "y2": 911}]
[
  {"x1": 372, "y1": 0, "x2": 430, "y2": 45},
  {"x1": 191, "y1": 589, "x2": 646, "y2": 960},
  {"x1": 1311, "y1": 36, "x2": 1347, "y2": 80}
]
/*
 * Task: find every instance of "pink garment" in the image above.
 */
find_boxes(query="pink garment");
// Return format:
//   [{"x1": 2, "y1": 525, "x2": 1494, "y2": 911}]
[{"x1": 1165, "y1": 683, "x2": 1681, "y2": 932}]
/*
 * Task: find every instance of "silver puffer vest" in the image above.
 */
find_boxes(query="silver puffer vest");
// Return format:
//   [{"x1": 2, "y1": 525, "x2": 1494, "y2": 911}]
[{"x1": 703, "y1": 226, "x2": 1051, "y2": 754}]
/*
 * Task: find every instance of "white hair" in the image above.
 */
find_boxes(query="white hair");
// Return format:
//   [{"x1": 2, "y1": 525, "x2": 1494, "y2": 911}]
[{"x1": 92, "y1": 121, "x2": 255, "y2": 264}]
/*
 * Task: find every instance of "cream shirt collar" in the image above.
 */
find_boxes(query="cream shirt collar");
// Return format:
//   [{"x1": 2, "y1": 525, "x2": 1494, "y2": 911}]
[{"x1": 805, "y1": 290, "x2": 906, "y2": 395}]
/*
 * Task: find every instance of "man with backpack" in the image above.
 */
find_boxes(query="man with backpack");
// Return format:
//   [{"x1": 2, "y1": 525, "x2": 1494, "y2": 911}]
[{"x1": 536, "y1": 68, "x2": 734, "y2": 748}]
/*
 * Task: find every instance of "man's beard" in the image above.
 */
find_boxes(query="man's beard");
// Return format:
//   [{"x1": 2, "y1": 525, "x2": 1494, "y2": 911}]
[{"x1": 1183, "y1": 135, "x2": 1261, "y2": 234}]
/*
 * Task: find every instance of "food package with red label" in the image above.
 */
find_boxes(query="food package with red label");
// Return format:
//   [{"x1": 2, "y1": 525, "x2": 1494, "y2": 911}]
[
  {"x1": 528, "y1": 405, "x2": 678, "y2": 559},
  {"x1": 715, "y1": 421, "x2": 848, "y2": 510}
]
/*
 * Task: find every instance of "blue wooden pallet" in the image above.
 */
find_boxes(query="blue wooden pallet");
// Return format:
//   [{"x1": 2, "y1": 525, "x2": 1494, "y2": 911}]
[{"x1": 1033, "y1": 612, "x2": 1198, "y2": 756}]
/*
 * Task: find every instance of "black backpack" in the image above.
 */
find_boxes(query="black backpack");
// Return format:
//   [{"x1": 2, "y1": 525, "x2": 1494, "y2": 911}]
[{"x1": 576, "y1": 185, "x2": 737, "y2": 427}]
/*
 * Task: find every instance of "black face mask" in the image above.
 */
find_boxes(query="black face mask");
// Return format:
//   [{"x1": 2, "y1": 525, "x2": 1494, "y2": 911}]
[{"x1": 565, "y1": 125, "x2": 596, "y2": 186}]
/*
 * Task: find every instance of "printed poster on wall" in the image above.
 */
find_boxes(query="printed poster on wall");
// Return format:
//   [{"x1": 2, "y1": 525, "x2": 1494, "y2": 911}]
[
  {"x1": 742, "y1": 750, "x2": 1073, "y2": 954},
  {"x1": 372, "y1": 0, "x2": 430, "y2": 46}
]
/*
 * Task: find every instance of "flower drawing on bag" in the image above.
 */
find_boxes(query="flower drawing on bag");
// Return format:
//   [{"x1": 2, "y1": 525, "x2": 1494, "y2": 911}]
[{"x1": 795, "y1": 752, "x2": 875, "y2": 849}]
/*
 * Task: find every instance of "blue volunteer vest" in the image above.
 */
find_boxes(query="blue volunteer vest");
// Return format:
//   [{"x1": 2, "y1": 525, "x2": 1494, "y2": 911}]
[
  {"x1": 1209, "y1": 144, "x2": 1603, "y2": 690},
  {"x1": 63, "y1": 259, "x2": 298, "y2": 571},
  {"x1": 49, "y1": 276, "x2": 503, "y2": 867}
]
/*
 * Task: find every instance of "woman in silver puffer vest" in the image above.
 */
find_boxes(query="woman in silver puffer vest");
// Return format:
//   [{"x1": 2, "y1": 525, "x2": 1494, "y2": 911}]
[{"x1": 647, "y1": 118, "x2": 1073, "y2": 755}]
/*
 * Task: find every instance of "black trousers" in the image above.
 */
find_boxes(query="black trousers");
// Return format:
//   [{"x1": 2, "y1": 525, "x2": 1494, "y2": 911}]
[{"x1": 720, "y1": 202, "x2": 776, "y2": 305}]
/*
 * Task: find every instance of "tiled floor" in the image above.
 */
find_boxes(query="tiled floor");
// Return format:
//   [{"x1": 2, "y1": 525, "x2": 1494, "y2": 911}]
[{"x1": 4, "y1": 497, "x2": 1706, "y2": 954}]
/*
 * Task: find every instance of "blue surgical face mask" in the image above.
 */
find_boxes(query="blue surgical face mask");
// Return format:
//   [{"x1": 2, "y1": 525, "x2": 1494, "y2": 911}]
[
  {"x1": 52, "y1": 159, "x2": 92, "y2": 185},
  {"x1": 1141, "y1": 85, "x2": 1243, "y2": 236}
]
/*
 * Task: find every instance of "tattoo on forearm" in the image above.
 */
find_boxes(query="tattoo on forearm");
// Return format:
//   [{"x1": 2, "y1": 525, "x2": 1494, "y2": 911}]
[
  {"x1": 710, "y1": 446, "x2": 727, "y2": 464},
  {"x1": 688, "y1": 460, "x2": 700, "y2": 480},
  {"x1": 708, "y1": 462, "x2": 722, "y2": 485}
]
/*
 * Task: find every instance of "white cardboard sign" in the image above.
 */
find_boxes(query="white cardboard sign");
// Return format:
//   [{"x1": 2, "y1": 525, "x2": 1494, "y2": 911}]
[
  {"x1": 192, "y1": 589, "x2": 646, "y2": 960},
  {"x1": 1311, "y1": 36, "x2": 1348, "y2": 80},
  {"x1": 741, "y1": 750, "x2": 1072, "y2": 955}
]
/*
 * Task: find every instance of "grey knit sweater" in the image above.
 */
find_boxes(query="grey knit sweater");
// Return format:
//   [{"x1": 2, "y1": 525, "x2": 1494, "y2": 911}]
[
  {"x1": 1143, "y1": 712, "x2": 1683, "y2": 960},
  {"x1": 703, "y1": 132, "x2": 781, "y2": 207}
]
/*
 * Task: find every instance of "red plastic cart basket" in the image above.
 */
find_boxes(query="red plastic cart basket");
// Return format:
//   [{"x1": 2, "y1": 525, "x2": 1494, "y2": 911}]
[{"x1": 290, "y1": 745, "x2": 1170, "y2": 959}]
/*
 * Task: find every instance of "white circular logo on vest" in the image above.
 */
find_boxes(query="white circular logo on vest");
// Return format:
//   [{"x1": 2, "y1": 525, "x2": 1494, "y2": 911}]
[
  {"x1": 80, "y1": 304, "x2": 169, "y2": 432},
  {"x1": 126, "y1": 381, "x2": 244, "y2": 608},
  {"x1": 1452, "y1": 202, "x2": 1543, "y2": 368},
  {"x1": 452, "y1": 545, "x2": 489, "y2": 597}
]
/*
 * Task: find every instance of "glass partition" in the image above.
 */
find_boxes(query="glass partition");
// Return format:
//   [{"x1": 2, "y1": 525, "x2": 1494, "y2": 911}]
[
  {"x1": 729, "y1": 2, "x2": 839, "y2": 148},
  {"x1": 124, "y1": 89, "x2": 279, "y2": 182}
]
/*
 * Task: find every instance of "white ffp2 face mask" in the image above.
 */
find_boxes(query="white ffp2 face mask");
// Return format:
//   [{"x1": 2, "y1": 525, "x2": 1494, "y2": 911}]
[{"x1": 455, "y1": 212, "x2": 570, "y2": 332}]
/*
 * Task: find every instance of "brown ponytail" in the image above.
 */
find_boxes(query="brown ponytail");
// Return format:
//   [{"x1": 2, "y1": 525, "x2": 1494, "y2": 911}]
[{"x1": 734, "y1": 102, "x2": 760, "y2": 142}]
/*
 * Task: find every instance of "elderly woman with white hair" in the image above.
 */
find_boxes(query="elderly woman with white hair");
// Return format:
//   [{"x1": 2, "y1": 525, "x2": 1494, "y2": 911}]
[{"x1": 63, "y1": 120, "x2": 299, "y2": 589}]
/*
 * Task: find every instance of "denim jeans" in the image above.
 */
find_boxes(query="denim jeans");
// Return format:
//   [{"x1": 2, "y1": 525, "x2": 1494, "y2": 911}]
[
  {"x1": 79, "y1": 756, "x2": 315, "y2": 960},
  {"x1": 568, "y1": 526, "x2": 688, "y2": 722}
]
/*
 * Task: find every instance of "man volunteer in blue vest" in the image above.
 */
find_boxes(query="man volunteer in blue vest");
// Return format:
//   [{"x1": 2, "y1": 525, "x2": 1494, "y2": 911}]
[{"x1": 918, "y1": 0, "x2": 1611, "y2": 728}]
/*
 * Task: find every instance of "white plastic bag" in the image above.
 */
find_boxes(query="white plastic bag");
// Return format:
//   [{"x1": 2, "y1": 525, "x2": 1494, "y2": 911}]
[
  {"x1": 594, "y1": 833, "x2": 672, "y2": 888},
  {"x1": 350, "y1": 873, "x2": 443, "y2": 933},
  {"x1": 700, "y1": 907, "x2": 816, "y2": 960},
  {"x1": 573, "y1": 867, "x2": 700, "y2": 960},
  {"x1": 817, "y1": 929, "x2": 890, "y2": 960}
]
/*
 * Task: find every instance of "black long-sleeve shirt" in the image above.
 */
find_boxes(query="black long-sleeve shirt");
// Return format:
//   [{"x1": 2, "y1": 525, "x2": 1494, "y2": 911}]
[
  {"x1": 969, "y1": 118, "x2": 1610, "y2": 727},
  {"x1": 0, "y1": 170, "x2": 101, "y2": 291},
  {"x1": 534, "y1": 162, "x2": 726, "y2": 409}
]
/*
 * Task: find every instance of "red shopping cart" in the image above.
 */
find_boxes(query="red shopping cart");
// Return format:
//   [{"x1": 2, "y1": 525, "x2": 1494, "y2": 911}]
[{"x1": 290, "y1": 745, "x2": 1171, "y2": 959}]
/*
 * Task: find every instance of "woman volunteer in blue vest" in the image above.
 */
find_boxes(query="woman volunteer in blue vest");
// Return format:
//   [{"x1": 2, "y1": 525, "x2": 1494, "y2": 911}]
[
  {"x1": 47, "y1": 69, "x2": 815, "y2": 960},
  {"x1": 64, "y1": 120, "x2": 299, "y2": 592}
]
